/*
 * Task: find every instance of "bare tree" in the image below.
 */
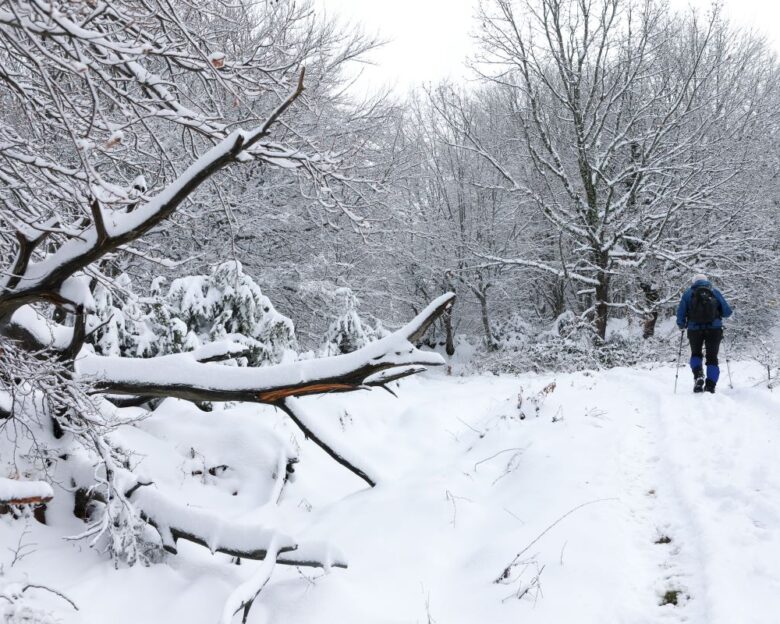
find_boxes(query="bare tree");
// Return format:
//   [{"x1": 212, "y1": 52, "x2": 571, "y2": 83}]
[
  {"x1": 388, "y1": 87, "x2": 527, "y2": 351},
  {"x1": 463, "y1": 0, "x2": 777, "y2": 338}
]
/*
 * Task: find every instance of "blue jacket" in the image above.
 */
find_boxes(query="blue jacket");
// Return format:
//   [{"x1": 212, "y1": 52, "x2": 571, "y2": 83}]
[{"x1": 676, "y1": 280, "x2": 732, "y2": 330}]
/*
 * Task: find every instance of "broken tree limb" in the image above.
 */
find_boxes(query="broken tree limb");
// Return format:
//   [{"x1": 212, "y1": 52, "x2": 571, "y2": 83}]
[
  {"x1": 0, "y1": 477, "x2": 53, "y2": 506},
  {"x1": 275, "y1": 542, "x2": 347, "y2": 568},
  {"x1": 131, "y1": 484, "x2": 296, "y2": 558},
  {"x1": 280, "y1": 397, "x2": 377, "y2": 487},
  {"x1": 77, "y1": 295, "x2": 453, "y2": 488},
  {"x1": 78, "y1": 293, "x2": 455, "y2": 405}
]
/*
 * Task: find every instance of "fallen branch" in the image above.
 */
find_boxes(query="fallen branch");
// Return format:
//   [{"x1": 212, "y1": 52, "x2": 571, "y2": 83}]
[
  {"x1": 130, "y1": 484, "x2": 347, "y2": 568},
  {"x1": 0, "y1": 477, "x2": 53, "y2": 506},
  {"x1": 78, "y1": 294, "x2": 455, "y2": 405},
  {"x1": 280, "y1": 397, "x2": 376, "y2": 487},
  {"x1": 77, "y1": 295, "x2": 453, "y2": 488}
]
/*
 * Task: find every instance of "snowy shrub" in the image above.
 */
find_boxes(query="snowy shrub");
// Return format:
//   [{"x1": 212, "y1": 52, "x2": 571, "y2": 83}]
[
  {"x1": 89, "y1": 262, "x2": 297, "y2": 366},
  {"x1": 90, "y1": 275, "x2": 133, "y2": 357},
  {"x1": 472, "y1": 311, "x2": 679, "y2": 374},
  {"x1": 522, "y1": 313, "x2": 602, "y2": 372},
  {"x1": 164, "y1": 261, "x2": 297, "y2": 365},
  {"x1": 491, "y1": 313, "x2": 533, "y2": 351},
  {"x1": 320, "y1": 288, "x2": 388, "y2": 356}
]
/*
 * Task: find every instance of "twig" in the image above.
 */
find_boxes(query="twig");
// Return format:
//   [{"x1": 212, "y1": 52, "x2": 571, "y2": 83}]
[
  {"x1": 495, "y1": 498, "x2": 616, "y2": 583},
  {"x1": 457, "y1": 417, "x2": 484, "y2": 437},
  {"x1": 21, "y1": 584, "x2": 79, "y2": 611},
  {"x1": 7, "y1": 529, "x2": 35, "y2": 567},
  {"x1": 445, "y1": 490, "x2": 472, "y2": 527},
  {"x1": 473, "y1": 447, "x2": 525, "y2": 472}
]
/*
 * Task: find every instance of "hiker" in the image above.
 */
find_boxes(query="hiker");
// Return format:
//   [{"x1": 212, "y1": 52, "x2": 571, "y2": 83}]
[{"x1": 676, "y1": 273, "x2": 733, "y2": 393}]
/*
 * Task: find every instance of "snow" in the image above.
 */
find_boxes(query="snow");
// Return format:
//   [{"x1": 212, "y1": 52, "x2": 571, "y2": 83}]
[
  {"x1": 9, "y1": 305, "x2": 73, "y2": 349},
  {"x1": 3, "y1": 361, "x2": 780, "y2": 623},
  {"x1": 132, "y1": 484, "x2": 296, "y2": 555},
  {"x1": 60, "y1": 274, "x2": 96, "y2": 311},
  {"x1": 0, "y1": 477, "x2": 53, "y2": 503},
  {"x1": 219, "y1": 540, "x2": 279, "y2": 624}
]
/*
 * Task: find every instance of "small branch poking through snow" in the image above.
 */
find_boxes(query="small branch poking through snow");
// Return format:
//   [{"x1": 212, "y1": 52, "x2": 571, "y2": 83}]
[
  {"x1": 494, "y1": 498, "x2": 617, "y2": 584},
  {"x1": 219, "y1": 540, "x2": 280, "y2": 624},
  {"x1": 18, "y1": 584, "x2": 79, "y2": 612}
]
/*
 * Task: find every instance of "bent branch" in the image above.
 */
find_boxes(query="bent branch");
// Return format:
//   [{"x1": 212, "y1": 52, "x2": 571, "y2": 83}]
[
  {"x1": 130, "y1": 484, "x2": 347, "y2": 568},
  {"x1": 79, "y1": 293, "x2": 455, "y2": 405}
]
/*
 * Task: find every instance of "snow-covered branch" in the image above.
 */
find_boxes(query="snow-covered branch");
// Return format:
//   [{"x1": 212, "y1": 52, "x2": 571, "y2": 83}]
[
  {"x1": 130, "y1": 484, "x2": 347, "y2": 568},
  {"x1": 219, "y1": 541, "x2": 280, "y2": 624},
  {"x1": 77, "y1": 293, "x2": 455, "y2": 405},
  {"x1": 0, "y1": 75, "x2": 306, "y2": 326},
  {"x1": 0, "y1": 477, "x2": 53, "y2": 506}
]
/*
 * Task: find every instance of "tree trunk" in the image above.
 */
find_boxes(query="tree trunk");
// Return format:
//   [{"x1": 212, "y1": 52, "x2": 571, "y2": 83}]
[
  {"x1": 640, "y1": 282, "x2": 660, "y2": 339},
  {"x1": 476, "y1": 291, "x2": 496, "y2": 351},
  {"x1": 443, "y1": 308, "x2": 455, "y2": 356},
  {"x1": 594, "y1": 253, "x2": 611, "y2": 341}
]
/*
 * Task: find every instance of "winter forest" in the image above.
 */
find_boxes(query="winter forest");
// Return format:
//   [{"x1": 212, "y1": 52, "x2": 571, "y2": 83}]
[{"x1": 1, "y1": 0, "x2": 779, "y2": 622}]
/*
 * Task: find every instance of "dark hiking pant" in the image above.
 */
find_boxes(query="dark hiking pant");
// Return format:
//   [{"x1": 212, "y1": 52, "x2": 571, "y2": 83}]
[{"x1": 688, "y1": 328, "x2": 723, "y2": 383}]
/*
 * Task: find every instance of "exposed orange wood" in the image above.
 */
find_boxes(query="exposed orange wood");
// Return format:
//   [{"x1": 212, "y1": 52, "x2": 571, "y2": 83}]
[
  {"x1": 0, "y1": 495, "x2": 52, "y2": 506},
  {"x1": 257, "y1": 383, "x2": 355, "y2": 402}
]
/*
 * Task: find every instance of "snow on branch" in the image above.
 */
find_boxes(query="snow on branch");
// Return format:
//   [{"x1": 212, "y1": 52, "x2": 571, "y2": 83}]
[
  {"x1": 0, "y1": 477, "x2": 53, "y2": 506},
  {"x1": 129, "y1": 484, "x2": 347, "y2": 568},
  {"x1": 0, "y1": 69, "x2": 307, "y2": 325},
  {"x1": 77, "y1": 293, "x2": 455, "y2": 405},
  {"x1": 131, "y1": 484, "x2": 295, "y2": 559},
  {"x1": 472, "y1": 252, "x2": 601, "y2": 287},
  {"x1": 78, "y1": 294, "x2": 453, "y2": 487},
  {"x1": 219, "y1": 541, "x2": 280, "y2": 624}
]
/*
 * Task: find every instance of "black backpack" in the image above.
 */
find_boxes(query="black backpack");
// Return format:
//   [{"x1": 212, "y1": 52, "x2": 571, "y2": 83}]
[{"x1": 688, "y1": 286, "x2": 720, "y2": 324}]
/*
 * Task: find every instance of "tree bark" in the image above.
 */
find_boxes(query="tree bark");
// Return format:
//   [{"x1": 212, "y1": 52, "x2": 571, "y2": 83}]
[
  {"x1": 593, "y1": 251, "x2": 611, "y2": 341},
  {"x1": 475, "y1": 290, "x2": 496, "y2": 350},
  {"x1": 443, "y1": 309, "x2": 455, "y2": 356},
  {"x1": 640, "y1": 282, "x2": 660, "y2": 339}
]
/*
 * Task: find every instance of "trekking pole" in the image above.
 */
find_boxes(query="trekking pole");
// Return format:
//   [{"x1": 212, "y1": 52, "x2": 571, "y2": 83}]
[
  {"x1": 723, "y1": 331, "x2": 734, "y2": 389},
  {"x1": 674, "y1": 329, "x2": 684, "y2": 394}
]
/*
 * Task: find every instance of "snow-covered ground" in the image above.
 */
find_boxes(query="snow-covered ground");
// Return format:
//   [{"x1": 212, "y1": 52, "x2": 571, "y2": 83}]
[{"x1": 3, "y1": 361, "x2": 780, "y2": 624}]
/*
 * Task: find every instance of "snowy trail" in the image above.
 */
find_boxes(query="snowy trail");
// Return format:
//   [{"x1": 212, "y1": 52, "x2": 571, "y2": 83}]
[
  {"x1": 652, "y1": 378, "x2": 780, "y2": 624},
  {"x1": 276, "y1": 365, "x2": 780, "y2": 624},
  {"x1": 3, "y1": 363, "x2": 780, "y2": 624}
]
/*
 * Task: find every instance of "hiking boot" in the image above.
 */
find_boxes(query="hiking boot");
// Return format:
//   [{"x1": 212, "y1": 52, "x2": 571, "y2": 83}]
[
  {"x1": 705, "y1": 379, "x2": 716, "y2": 394},
  {"x1": 693, "y1": 377, "x2": 705, "y2": 393}
]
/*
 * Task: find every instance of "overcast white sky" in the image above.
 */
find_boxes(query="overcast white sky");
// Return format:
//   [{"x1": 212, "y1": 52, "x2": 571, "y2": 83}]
[{"x1": 315, "y1": 0, "x2": 780, "y2": 94}]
